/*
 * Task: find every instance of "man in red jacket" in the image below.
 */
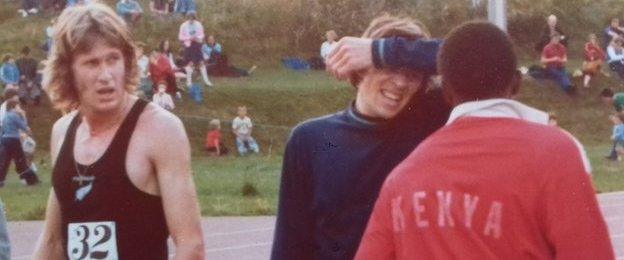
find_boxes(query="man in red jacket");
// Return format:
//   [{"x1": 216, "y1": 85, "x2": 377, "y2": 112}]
[{"x1": 355, "y1": 21, "x2": 614, "y2": 260}]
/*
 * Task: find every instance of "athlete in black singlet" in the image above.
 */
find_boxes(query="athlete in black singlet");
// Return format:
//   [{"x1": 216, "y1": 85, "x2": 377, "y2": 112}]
[{"x1": 34, "y1": 3, "x2": 204, "y2": 259}]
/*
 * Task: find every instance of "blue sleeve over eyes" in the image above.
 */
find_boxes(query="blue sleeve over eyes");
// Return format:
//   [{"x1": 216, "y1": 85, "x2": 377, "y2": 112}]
[{"x1": 372, "y1": 37, "x2": 442, "y2": 75}]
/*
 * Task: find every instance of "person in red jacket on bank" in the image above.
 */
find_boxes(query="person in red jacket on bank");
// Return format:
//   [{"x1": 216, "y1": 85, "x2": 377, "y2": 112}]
[{"x1": 355, "y1": 21, "x2": 614, "y2": 260}]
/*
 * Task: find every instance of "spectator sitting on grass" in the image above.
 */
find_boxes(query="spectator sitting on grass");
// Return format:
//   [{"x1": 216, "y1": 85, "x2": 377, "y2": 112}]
[
  {"x1": 607, "y1": 38, "x2": 624, "y2": 79},
  {"x1": 116, "y1": 0, "x2": 143, "y2": 25},
  {"x1": 203, "y1": 35, "x2": 256, "y2": 77},
  {"x1": 152, "y1": 82, "x2": 175, "y2": 110},
  {"x1": 610, "y1": 113, "x2": 624, "y2": 161},
  {"x1": 582, "y1": 33, "x2": 605, "y2": 88},
  {"x1": 204, "y1": 119, "x2": 228, "y2": 156},
  {"x1": 0, "y1": 54, "x2": 20, "y2": 89},
  {"x1": 149, "y1": 48, "x2": 177, "y2": 96},
  {"x1": 604, "y1": 18, "x2": 624, "y2": 50},
  {"x1": 232, "y1": 106, "x2": 259, "y2": 155},
  {"x1": 136, "y1": 42, "x2": 152, "y2": 99},
  {"x1": 541, "y1": 32, "x2": 575, "y2": 94}
]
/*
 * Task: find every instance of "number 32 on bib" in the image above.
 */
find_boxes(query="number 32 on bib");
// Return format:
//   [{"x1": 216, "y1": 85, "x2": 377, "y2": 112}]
[{"x1": 68, "y1": 221, "x2": 118, "y2": 260}]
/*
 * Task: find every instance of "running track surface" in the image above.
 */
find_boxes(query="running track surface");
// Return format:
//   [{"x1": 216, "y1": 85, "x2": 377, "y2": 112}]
[{"x1": 8, "y1": 191, "x2": 624, "y2": 259}]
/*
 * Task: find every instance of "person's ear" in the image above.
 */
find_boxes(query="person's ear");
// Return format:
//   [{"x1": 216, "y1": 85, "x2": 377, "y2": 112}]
[
  {"x1": 441, "y1": 79, "x2": 457, "y2": 106},
  {"x1": 509, "y1": 70, "x2": 521, "y2": 97}
]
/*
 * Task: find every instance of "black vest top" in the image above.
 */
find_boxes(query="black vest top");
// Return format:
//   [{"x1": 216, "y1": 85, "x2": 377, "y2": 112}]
[{"x1": 52, "y1": 100, "x2": 169, "y2": 259}]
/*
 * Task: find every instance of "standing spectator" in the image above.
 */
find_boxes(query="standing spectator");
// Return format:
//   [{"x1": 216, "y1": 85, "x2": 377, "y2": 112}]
[
  {"x1": 601, "y1": 87, "x2": 624, "y2": 160},
  {"x1": 18, "y1": 0, "x2": 39, "y2": 18},
  {"x1": 604, "y1": 18, "x2": 624, "y2": 50},
  {"x1": 16, "y1": 46, "x2": 41, "y2": 105},
  {"x1": 149, "y1": 49, "x2": 177, "y2": 96},
  {"x1": 355, "y1": 21, "x2": 613, "y2": 260},
  {"x1": 610, "y1": 113, "x2": 624, "y2": 161},
  {"x1": 0, "y1": 55, "x2": 19, "y2": 89},
  {"x1": 116, "y1": 0, "x2": 143, "y2": 25},
  {"x1": 136, "y1": 42, "x2": 152, "y2": 99},
  {"x1": 582, "y1": 33, "x2": 605, "y2": 88},
  {"x1": 320, "y1": 30, "x2": 338, "y2": 63},
  {"x1": 607, "y1": 38, "x2": 624, "y2": 79},
  {"x1": 232, "y1": 106, "x2": 259, "y2": 155},
  {"x1": 541, "y1": 33, "x2": 574, "y2": 94},
  {"x1": 152, "y1": 82, "x2": 175, "y2": 110},
  {"x1": 178, "y1": 11, "x2": 212, "y2": 87},
  {"x1": 42, "y1": 19, "x2": 55, "y2": 54},
  {"x1": 535, "y1": 14, "x2": 567, "y2": 53},
  {"x1": 0, "y1": 99, "x2": 38, "y2": 186},
  {"x1": 174, "y1": 0, "x2": 195, "y2": 15},
  {"x1": 204, "y1": 119, "x2": 228, "y2": 156}
]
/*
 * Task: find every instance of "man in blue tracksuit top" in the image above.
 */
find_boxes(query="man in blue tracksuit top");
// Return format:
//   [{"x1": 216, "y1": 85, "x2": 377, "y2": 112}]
[{"x1": 271, "y1": 15, "x2": 450, "y2": 260}]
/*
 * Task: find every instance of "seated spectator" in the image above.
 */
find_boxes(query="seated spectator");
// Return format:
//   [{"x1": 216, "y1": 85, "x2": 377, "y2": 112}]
[
  {"x1": 610, "y1": 113, "x2": 624, "y2": 161},
  {"x1": 148, "y1": 49, "x2": 177, "y2": 96},
  {"x1": 15, "y1": 46, "x2": 41, "y2": 105},
  {"x1": 320, "y1": 30, "x2": 338, "y2": 63},
  {"x1": 582, "y1": 33, "x2": 605, "y2": 88},
  {"x1": 204, "y1": 119, "x2": 228, "y2": 156},
  {"x1": 535, "y1": 14, "x2": 567, "y2": 53},
  {"x1": 174, "y1": 0, "x2": 195, "y2": 15},
  {"x1": 0, "y1": 55, "x2": 20, "y2": 89},
  {"x1": 150, "y1": 0, "x2": 169, "y2": 15},
  {"x1": 604, "y1": 18, "x2": 624, "y2": 50},
  {"x1": 203, "y1": 35, "x2": 255, "y2": 77},
  {"x1": 201, "y1": 35, "x2": 222, "y2": 64},
  {"x1": 178, "y1": 11, "x2": 212, "y2": 87},
  {"x1": 0, "y1": 99, "x2": 39, "y2": 186},
  {"x1": 541, "y1": 33, "x2": 574, "y2": 94},
  {"x1": 607, "y1": 38, "x2": 624, "y2": 79},
  {"x1": 232, "y1": 106, "x2": 260, "y2": 155},
  {"x1": 116, "y1": 0, "x2": 143, "y2": 25},
  {"x1": 152, "y1": 82, "x2": 175, "y2": 110},
  {"x1": 18, "y1": 0, "x2": 39, "y2": 18}
]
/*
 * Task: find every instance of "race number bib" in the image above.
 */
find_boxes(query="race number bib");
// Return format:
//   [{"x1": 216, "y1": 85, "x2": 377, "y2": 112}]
[{"x1": 68, "y1": 221, "x2": 118, "y2": 260}]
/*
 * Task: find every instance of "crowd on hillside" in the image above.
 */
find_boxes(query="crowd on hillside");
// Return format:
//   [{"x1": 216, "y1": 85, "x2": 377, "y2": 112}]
[{"x1": 527, "y1": 14, "x2": 624, "y2": 160}]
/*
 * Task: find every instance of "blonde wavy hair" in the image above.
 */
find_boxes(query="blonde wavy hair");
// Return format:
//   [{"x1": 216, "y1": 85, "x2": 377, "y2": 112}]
[
  {"x1": 351, "y1": 14, "x2": 430, "y2": 87},
  {"x1": 43, "y1": 2, "x2": 138, "y2": 112}
]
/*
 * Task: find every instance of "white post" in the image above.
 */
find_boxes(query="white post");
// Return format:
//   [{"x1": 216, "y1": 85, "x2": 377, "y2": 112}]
[{"x1": 488, "y1": 0, "x2": 507, "y2": 31}]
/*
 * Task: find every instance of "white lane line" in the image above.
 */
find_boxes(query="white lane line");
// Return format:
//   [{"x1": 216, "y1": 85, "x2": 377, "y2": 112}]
[
  {"x1": 12, "y1": 255, "x2": 30, "y2": 260},
  {"x1": 599, "y1": 191, "x2": 624, "y2": 197},
  {"x1": 205, "y1": 242, "x2": 271, "y2": 253},
  {"x1": 205, "y1": 228, "x2": 273, "y2": 237},
  {"x1": 600, "y1": 203, "x2": 624, "y2": 208}
]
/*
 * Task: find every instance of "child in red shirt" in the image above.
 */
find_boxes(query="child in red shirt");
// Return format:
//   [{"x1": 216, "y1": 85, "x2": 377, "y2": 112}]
[
  {"x1": 583, "y1": 33, "x2": 606, "y2": 88},
  {"x1": 356, "y1": 22, "x2": 614, "y2": 260},
  {"x1": 204, "y1": 119, "x2": 228, "y2": 156}
]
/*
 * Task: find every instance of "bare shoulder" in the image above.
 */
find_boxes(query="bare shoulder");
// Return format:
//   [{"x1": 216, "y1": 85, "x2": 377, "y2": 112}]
[
  {"x1": 136, "y1": 103, "x2": 188, "y2": 145},
  {"x1": 51, "y1": 111, "x2": 77, "y2": 139}
]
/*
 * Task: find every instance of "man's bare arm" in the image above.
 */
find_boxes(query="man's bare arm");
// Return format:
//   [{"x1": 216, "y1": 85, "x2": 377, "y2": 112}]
[
  {"x1": 150, "y1": 113, "x2": 205, "y2": 260},
  {"x1": 34, "y1": 114, "x2": 74, "y2": 259}
]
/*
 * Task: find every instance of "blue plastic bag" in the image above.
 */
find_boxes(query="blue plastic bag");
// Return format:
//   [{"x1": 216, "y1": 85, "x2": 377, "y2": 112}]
[{"x1": 188, "y1": 83, "x2": 203, "y2": 104}]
